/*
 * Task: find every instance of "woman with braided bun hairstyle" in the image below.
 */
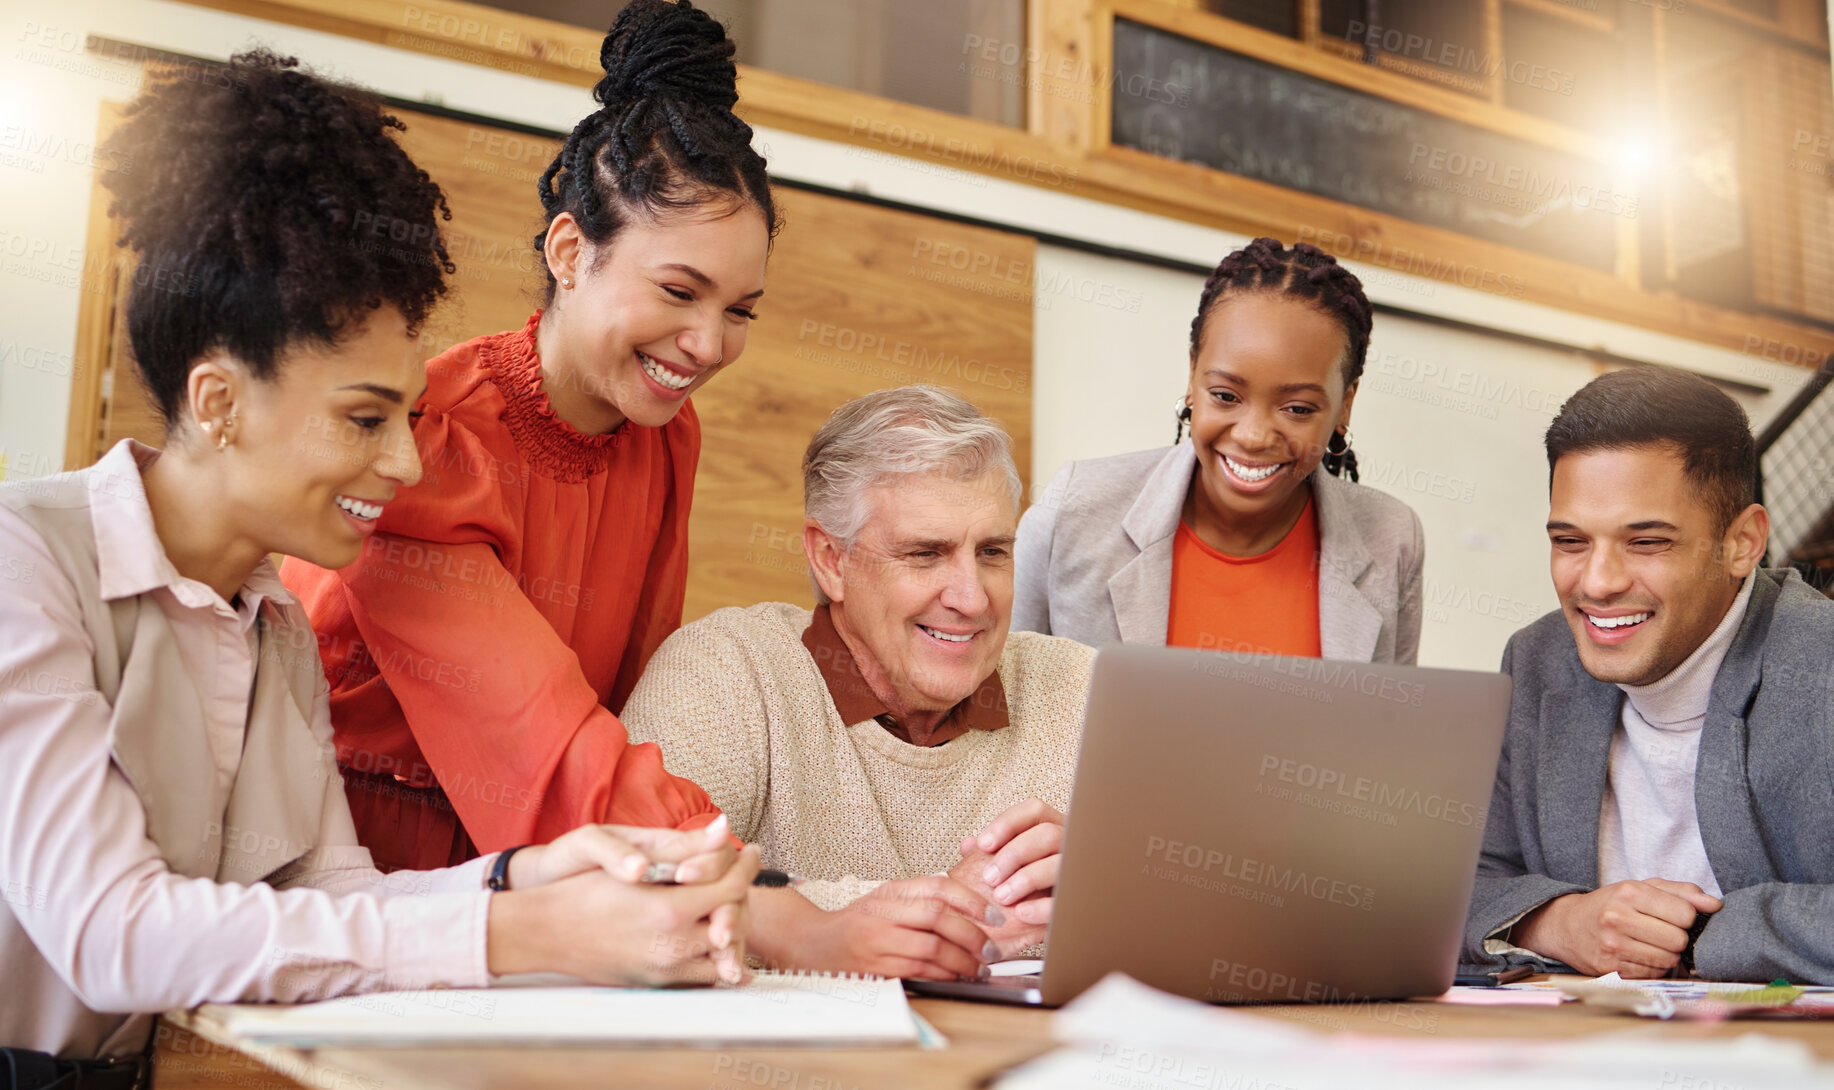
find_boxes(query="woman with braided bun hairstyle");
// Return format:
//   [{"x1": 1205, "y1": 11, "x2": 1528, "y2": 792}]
[
  {"x1": 286, "y1": 0, "x2": 774, "y2": 872},
  {"x1": 0, "y1": 50, "x2": 758, "y2": 1067},
  {"x1": 1014, "y1": 238, "x2": 1424, "y2": 663}
]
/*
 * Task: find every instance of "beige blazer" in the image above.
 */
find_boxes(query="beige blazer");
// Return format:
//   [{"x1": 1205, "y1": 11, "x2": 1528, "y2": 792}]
[
  {"x1": 1, "y1": 461, "x2": 332, "y2": 1057},
  {"x1": 1013, "y1": 442, "x2": 1425, "y2": 663}
]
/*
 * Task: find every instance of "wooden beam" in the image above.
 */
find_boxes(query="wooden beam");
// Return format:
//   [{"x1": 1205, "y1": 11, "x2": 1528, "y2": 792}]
[
  {"x1": 1298, "y1": 0, "x2": 1323, "y2": 46},
  {"x1": 1082, "y1": 142, "x2": 1834, "y2": 361},
  {"x1": 1027, "y1": 0, "x2": 1100, "y2": 149},
  {"x1": 1088, "y1": 0, "x2": 1115, "y2": 152},
  {"x1": 1481, "y1": 0, "x2": 1505, "y2": 105},
  {"x1": 1504, "y1": 0, "x2": 1616, "y2": 36},
  {"x1": 179, "y1": 0, "x2": 602, "y2": 84},
  {"x1": 64, "y1": 101, "x2": 129, "y2": 471}
]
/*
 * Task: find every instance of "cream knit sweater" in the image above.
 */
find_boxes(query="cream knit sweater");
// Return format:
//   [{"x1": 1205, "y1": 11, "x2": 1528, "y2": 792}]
[{"x1": 622, "y1": 602, "x2": 1096, "y2": 910}]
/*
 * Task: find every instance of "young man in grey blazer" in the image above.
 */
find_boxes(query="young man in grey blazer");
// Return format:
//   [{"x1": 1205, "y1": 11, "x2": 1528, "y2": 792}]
[{"x1": 1465, "y1": 366, "x2": 1834, "y2": 983}]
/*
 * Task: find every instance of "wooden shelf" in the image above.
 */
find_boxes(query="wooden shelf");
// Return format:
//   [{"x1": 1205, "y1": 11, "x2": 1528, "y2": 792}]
[
  {"x1": 1504, "y1": 0, "x2": 1616, "y2": 36},
  {"x1": 1110, "y1": 0, "x2": 1612, "y2": 160}
]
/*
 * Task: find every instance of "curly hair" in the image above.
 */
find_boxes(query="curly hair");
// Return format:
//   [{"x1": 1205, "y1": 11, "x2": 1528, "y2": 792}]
[
  {"x1": 1189, "y1": 237, "x2": 1375, "y2": 479},
  {"x1": 99, "y1": 49, "x2": 454, "y2": 429},
  {"x1": 535, "y1": 0, "x2": 776, "y2": 300}
]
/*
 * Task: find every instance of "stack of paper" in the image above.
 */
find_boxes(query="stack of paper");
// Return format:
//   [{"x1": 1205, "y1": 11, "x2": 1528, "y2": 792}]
[
  {"x1": 992, "y1": 974, "x2": 1834, "y2": 1090},
  {"x1": 203, "y1": 972, "x2": 923, "y2": 1048}
]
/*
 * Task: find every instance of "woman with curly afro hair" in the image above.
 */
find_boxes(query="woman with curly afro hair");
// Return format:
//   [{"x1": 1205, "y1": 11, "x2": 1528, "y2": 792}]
[
  {"x1": 284, "y1": 0, "x2": 775, "y2": 874},
  {"x1": 0, "y1": 50, "x2": 755, "y2": 1071},
  {"x1": 1015, "y1": 237, "x2": 1425, "y2": 664}
]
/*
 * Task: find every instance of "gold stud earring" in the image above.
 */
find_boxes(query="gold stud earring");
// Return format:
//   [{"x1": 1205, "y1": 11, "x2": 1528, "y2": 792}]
[{"x1": 561, "y1": 277, "x2": 574, "y2": 289}]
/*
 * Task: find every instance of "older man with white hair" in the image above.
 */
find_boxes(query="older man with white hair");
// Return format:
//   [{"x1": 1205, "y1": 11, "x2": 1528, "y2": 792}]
[{"x1": 623, "y1": 386, "x2": 1094, "y2": 981}]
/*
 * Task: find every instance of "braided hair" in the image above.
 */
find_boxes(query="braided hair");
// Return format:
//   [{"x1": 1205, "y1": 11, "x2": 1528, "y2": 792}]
[
  {"x1": 535, "y1": 0, "x2": 776, "y2": 300},
  {"x1": 99, "y1": 50, "x2": 454, "y2": 429},
  {"x1": 1188, "y1": 238, "x2": 1374, "y2": 480}
]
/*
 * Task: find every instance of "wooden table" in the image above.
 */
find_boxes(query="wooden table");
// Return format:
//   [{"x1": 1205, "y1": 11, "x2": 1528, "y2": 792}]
[{"x1": 152, "y1": 985, "x2": 1834, "y2": 1090}]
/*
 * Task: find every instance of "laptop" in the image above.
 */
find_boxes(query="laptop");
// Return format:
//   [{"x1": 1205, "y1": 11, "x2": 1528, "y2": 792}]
[{"x1": 907, "y1": 646, "x2": 1511, "y2": 1007}]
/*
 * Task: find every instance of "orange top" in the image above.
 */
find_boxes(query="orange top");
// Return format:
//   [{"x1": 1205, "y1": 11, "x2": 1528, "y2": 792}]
[
  {"x1": 282, "y1": 311, "x2": 719, "y2": 871},
  {"x1": 1166, "y1": 497, "x2": 1323, "y2": 658}
]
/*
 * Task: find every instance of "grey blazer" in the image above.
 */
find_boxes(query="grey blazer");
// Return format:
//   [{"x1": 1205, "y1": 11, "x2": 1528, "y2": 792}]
[
  {"x1": 1465, "y1": 569, "x2": 1834, "y2": 983},
  {"x1": 1013, "y1": 443, "x2": 1425, "y2": 663}
]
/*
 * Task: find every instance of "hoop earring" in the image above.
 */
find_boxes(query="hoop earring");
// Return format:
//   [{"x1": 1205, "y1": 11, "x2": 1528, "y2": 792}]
[
  {"x1": 1172, "y1": 396, "x2": 1193, "y2": 445},
  {"x1": 1323, "y1": 429, "x2": 1358, "y2": 483}
]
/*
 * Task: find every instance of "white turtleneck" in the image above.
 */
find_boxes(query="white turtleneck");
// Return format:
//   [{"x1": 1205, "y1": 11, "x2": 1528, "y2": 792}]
[{"x1": 1595, "y1": 574, "x2": 1755, "y2": 897}]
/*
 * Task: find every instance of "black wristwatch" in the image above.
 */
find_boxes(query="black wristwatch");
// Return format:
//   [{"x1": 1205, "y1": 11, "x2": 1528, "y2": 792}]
[
  {"x1": 487, "y1": 844, "x2": 532, "y2": 892},
  {"x1": 1679, "y1": 912, "x2": 1711, "y2": 975}
]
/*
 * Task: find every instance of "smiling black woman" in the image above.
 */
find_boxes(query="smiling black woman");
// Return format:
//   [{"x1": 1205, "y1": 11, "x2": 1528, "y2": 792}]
[{"x1": 1014, "y1": 237, "x2": 1426, "y2": 666}]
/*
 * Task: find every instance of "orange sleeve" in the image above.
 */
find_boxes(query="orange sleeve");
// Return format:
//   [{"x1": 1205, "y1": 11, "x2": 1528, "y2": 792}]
[
  {"x1": 610, "y1": 403, "x2": 699, "y2": 714},
  {"x1": 312, "y1": 411, "x2": 719, "y2": 851},
  {"x1": 332, "y1": 534, "x2": 720, "y2": 849}
]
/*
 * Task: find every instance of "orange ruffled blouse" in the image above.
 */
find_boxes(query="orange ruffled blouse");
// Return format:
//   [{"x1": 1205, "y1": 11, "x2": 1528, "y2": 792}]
[{"x1": 283, "y1": 311, "x2": 720, "y2": 871}]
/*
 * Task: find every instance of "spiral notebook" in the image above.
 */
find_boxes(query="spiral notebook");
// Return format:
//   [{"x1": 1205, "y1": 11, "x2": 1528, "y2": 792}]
[{"x1": 201, "y1": 972, "x2": 921, "y2": 1048}]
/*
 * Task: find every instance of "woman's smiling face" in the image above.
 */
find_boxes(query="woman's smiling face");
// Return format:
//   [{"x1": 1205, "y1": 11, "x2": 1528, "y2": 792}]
[
  {"x1": 229, "y1": 306, "x2": 427, "y2": 570},
  {"x1": 1185, "y1": 293, "x2": 1355, "y2": 531},
  {"x1": 542, "y1": 202, "x2": 770, "y2": 432}
]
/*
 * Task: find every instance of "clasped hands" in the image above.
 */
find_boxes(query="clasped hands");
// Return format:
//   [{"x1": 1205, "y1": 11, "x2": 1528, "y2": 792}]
[{"x1": 485, "y1": 815, "x2": 757, "y2": 987}]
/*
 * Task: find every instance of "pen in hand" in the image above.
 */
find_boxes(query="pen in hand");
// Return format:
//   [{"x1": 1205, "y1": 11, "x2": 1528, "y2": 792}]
[{"x1": 641, "y1": 862, "x2": 801, "y2": 887}]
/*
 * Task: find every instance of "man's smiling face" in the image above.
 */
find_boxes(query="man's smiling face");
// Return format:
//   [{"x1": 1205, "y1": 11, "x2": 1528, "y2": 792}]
[
  {"x1": 823, "y1": 470, "x2": 1016, "y2": 715},
  {"x1": 1546, "y1": 442, "x2": 1762, "y2": 687}
]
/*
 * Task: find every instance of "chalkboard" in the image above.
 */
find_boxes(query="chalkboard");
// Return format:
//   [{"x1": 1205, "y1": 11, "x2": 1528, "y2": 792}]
[{"x1": 1111, "y1": 19, "x2": 1621, "y2": 272}]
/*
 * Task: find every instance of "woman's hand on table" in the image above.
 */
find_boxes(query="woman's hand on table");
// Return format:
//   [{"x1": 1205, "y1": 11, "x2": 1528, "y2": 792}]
[
  {"x1": 508, "y1": 814, "x2": 739, "y2": 889},
  {"x1": 488, "y1": 840, "x2": 759, "y2": 986}
]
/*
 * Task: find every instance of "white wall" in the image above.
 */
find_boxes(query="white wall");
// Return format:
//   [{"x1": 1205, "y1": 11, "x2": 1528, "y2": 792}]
[
  {"x1": 1347, "y1": 314, "x2": 1583, "y2": 669},
  {"x1": 0, "y1": 0, "x2": 1817, "y2": 673},
  {"x1": 1029, "y1": 249, "x2": 1200, "y2": 470}
]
